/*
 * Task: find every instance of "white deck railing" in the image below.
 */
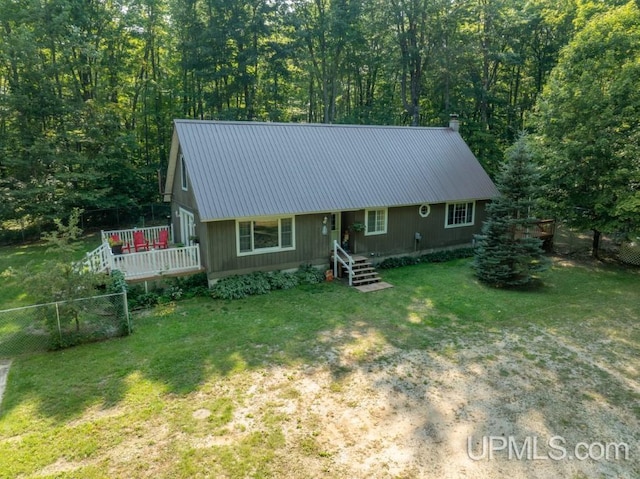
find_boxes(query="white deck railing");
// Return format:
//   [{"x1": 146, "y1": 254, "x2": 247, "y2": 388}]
[
  {"x1": 110, "y1": 246, "x2": 201, "y2": 280},
  {"x1": 82, "y1": 242, "x2": 201, "y2": 280},
  {"x1": 333, "y1": 240, "x2": 354, "y2": 286},
  {"x1": 81, "y1": 242, "x2": 112, "y2": 274},
  {"x1": 101, "y1": 225, "x2": 174, "y2": 248}
]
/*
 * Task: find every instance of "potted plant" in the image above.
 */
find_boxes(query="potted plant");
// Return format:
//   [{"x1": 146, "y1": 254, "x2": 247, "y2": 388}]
[{"x1": 108, "y1": 236, "x2": 124, "y2": 255}]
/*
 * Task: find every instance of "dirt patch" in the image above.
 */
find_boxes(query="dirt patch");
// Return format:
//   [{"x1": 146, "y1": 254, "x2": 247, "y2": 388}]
[{"x1": 221, "y1": 329, "x2": 639, "y2": 478}]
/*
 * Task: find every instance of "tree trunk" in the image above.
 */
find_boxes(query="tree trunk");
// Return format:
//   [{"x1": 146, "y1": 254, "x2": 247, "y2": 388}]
[{"x1": 592, "y1": 229, "x2": 601, "y2": 259}]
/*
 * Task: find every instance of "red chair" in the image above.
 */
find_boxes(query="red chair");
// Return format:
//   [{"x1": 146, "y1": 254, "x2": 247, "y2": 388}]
[
  {"x1": 153, "y1": 229, "x2": 169, "y2": 249},
  {"x1": 132, "y1": 230, "x2": 150, "y2": 252}
]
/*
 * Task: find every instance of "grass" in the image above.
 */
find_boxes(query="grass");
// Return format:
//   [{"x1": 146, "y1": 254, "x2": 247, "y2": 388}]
[
  {"x1": 0, "y1": 234, "x2": 102, "y2": 309},
  {"x1": 0, "y1": 247, "x2": 639, "y2": 477}
]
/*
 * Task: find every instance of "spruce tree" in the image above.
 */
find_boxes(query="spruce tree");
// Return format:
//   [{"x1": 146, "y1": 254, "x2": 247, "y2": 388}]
[{"x1": 473, "y1": 134, "x2": 549, "y2": 287}]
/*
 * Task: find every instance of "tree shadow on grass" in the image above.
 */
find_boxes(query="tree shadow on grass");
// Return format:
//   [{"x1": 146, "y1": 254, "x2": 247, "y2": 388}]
[{"x1": 1, "y1": 260, "x2": 639, "y2": 476}]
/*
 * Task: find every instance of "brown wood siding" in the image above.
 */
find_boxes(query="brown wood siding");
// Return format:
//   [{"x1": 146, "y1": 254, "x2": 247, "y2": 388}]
[
  {"x1": 201, "y1": 202, "x2": 490, "y2": 279},
  {"x1": 345, "y1": 201, "x2": 489, "y2": 256},
  {"x1": 206, "y1": 213, "x2": 335, "y2": 279},
  {"x1": 169, "y1": 149, "x2": 210, "y2": 271}
]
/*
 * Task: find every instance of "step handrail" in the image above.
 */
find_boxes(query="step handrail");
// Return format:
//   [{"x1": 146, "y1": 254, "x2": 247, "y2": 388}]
[
  {"x1": 333, "y1": 240, "x2": 354, "y2": 286},
  {"x1": 80, "y1": 241, "x2": 111, "y2": 274}
]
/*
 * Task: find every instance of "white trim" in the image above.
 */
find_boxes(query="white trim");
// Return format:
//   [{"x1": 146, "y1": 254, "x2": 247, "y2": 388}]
[
  {"x1": 180, "y1": 154, "x2": 188, "y2": 191},
  {"x1": 444, "y1": 201, "x2": 476, "y2": 228},
  {"x1": 364, "y1": 208, "x2": 388, "y2": 236},
  {"x1": 179, "y1": 207, "x2": 196, "y2": 243},
  {"x1": 418, "y1": 204, "x2": 431, "y2": 218},
  {"x1": 236, "y1": 215, "x2": 296, "y2": 256}
]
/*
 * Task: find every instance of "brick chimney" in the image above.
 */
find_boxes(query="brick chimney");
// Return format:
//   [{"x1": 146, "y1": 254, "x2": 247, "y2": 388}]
[{"x1": 449, "y1": 114, "x2": 460, "y2": 132}]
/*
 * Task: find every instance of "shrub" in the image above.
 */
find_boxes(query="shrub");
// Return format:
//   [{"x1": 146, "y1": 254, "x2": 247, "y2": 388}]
[
  {"x1": 421, "y1": 247, "x2": 474, "y2": 263},
  {"x1": 378, "y1": 256, "x2": 418, "y2": 269},
  {"x1": 107, "y1": 270, "x2": 128, "y2": 294},
  {"x1": 171, "y1": 272, "x2": 209, "y2": 298},
  {"x1": 377, "y1": 248, "x2": 475, "y2": 270},
  {"x1": 266, "y1": 271, "x2": 299, "y2": 290},
  {"x1": 295, "y1": 264, "x2": 325, "y2": 285},
  {"x1": 211, "y1": 266, "x2": 325, "y2": 300},
  {"x1": 211, "y1": 272, "x2": 272, "y2": 300},
  {"x1": 161, "y1": 285, "x2": 184, "y2": 302},
  {"x1": 127, "y1": 286, "x2": 160, "y2": 310}
]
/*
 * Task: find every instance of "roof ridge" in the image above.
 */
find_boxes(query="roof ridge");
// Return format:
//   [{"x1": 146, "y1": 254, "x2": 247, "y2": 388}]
[{"x1": 173, "y1": 119, "x2": 451, "y2": 131}]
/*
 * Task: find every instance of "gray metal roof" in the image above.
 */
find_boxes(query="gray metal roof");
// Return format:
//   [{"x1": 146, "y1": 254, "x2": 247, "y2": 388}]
[{"x1": 170, "y1": 120, "x2": 498, "y2": 221}]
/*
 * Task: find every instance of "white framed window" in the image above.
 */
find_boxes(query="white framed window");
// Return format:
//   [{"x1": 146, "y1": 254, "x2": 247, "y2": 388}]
[
  {"x1": 180, "y1": 154, "x2": 188, "y2": 191},
  {"x1": 418, "y1": 204, "x2": 431, "y2": 218},
  {"x1": 237, "y1": 216, "x2": 295, "y2": 255},
  {"x1": 445, "y1": 201, "x2": 475, "y2": 228},
  {"x1": 365, "y1": 208, "x2": 387, "y2": 236}
]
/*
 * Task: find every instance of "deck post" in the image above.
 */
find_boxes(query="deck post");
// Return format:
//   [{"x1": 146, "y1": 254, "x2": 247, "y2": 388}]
[{"x1": 333, "y1": 240, "x2": 338, "y2": 278}]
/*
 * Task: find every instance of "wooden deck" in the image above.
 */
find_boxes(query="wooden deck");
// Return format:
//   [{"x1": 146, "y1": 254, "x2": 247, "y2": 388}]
[
  {"x1": 83, "y1": 232, "x2": 203, "y2": 281},
  {"x1": 110, "y1": 248, "x2": 204, "y2": 281}
]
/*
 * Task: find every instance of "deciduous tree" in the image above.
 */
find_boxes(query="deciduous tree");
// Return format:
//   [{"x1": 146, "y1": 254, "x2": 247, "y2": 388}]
[{"x1": 534, "y1": 2, "x2": 640, "y2": 257}]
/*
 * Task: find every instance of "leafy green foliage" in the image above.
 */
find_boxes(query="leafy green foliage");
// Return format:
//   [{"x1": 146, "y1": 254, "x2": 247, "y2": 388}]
[
  {"x1": 534, "y1": 2, "x2": 640, "y2": 254},
  {"x1": 473, "y1": 134, "x2": 549, "y2": 287},
  {"x1": 127, "y1": 288, "x2": 161, "y2": 310},
  {"x1": 211, "y1": 266, "x2": 325, "y2": 300},
  {"x1": 21, "y1": 209, "x2": 104, "y2": 305},
  {"x1": 171, "y1": 272, "x2": 210, "y2": 299},
  {"x1": 0, "y1": 0, "x2": 589, "y2": 233},
  {"x1": 377, "y1": 248, "x2": 475, "y2": 269},
  {"x1": 294, "y1": 264, "x2": 326, "y2": 285},
  {"x1": 126, "y1": 273, "x2": 210, "y2": 309}
]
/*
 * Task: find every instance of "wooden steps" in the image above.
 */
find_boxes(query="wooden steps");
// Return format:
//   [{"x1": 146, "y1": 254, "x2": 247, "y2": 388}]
[{"x1": 350, "y1": 255, "x2": 381, "y2": 286}]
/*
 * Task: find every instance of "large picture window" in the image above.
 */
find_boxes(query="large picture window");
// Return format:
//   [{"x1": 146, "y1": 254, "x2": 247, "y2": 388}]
[
  {"x1": 237, "y1": 217, "x2": 295, "y2": 255},
  {"x1": 445, "y1": 201, "x2": 475, "y2": 228},
  {"x1": 365, "y1": 208, "x2": 387, "y2": 236}
]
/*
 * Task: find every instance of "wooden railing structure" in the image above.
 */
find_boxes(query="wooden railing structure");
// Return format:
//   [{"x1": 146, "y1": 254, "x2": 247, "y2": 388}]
[
  {"x1": 82, "y1": 226, "x2": 201, "y2": 280},
  {"x1": 101, "y1": 225, "x2": 174, "y2": 247},
  {"x1": 333, "y1": 240, "x2": 354, "y2": 286}
]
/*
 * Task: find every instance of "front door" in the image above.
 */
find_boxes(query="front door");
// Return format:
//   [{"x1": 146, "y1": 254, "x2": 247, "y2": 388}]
[{"x1": 330, "y1": 212, "x2": 341, "y2": 247}]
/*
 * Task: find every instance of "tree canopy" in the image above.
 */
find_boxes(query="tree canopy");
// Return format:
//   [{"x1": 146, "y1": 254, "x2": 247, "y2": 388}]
[
  {"x1": 0, "y1": 0, "x2": 633, "y2": 231},
  {"x1": 534, "y1": 1, "x2": 640, "y2": 255}
]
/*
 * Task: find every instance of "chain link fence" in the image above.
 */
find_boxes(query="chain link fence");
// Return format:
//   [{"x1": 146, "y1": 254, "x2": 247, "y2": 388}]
[{"x1": 0, "y1": 292, "x2": 130, "y2": 358}]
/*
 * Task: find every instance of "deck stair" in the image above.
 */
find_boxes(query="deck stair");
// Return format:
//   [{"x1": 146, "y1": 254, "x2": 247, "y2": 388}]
[{"x1": 349, "y1": 255, "x2": 381, "y2": 286}]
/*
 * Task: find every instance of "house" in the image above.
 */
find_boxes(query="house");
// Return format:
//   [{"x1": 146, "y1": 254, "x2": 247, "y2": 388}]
[{"x1": 163, "y1": 119, "x2": 499, "y2": 283}]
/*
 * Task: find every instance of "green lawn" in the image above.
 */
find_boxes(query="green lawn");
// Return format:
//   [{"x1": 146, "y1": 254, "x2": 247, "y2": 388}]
[{"x1": 0, "y1": 252, "x2": 639, "y2": 478}]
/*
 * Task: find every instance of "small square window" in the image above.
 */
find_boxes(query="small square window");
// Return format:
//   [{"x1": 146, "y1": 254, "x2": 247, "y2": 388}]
[{"x1": 445, "y1": 202, "x2": 475, "y2": 228}]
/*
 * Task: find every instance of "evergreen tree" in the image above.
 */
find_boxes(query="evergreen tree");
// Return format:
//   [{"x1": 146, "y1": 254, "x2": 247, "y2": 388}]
[{"x1": 473, "y1": 133, "x2": 549, "y2": 287}]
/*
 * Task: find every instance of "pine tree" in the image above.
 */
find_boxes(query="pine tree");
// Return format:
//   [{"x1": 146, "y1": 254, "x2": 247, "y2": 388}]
[{"x1": 473, "y1": 134, "x2": 549, "y2": 287}]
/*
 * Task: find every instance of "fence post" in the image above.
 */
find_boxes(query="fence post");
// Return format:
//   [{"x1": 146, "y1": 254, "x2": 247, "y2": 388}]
[
  {"x1": 55, "y1": 302, "x2": 62, "y2": 344},
  {"x1": 122, "y1": 291, "x2": 131, "y2": 334}
]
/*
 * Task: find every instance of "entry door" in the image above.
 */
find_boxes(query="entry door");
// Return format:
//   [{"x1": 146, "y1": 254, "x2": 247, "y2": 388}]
[
  {"x1": 330, "y1": 212, "x2": 341, "y2": 246},
  {"x1": 179, "y1": 208, "x2": 195, "y2": 245}
]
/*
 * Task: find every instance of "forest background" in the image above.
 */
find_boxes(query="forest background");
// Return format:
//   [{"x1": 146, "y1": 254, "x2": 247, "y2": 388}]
[{"x1": 0, "y1": 0, "x2": 636, "y2": 235}]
